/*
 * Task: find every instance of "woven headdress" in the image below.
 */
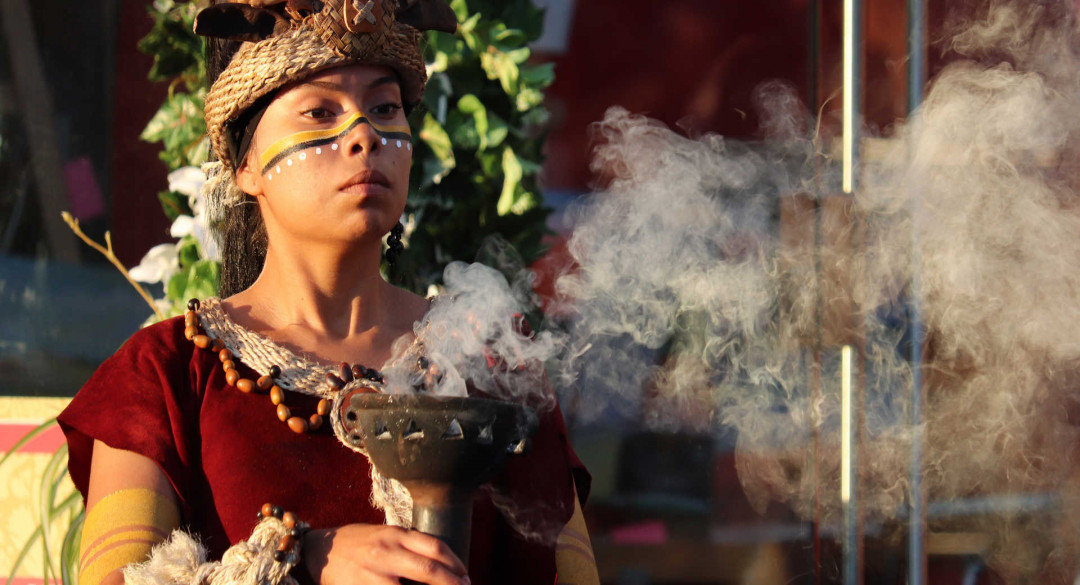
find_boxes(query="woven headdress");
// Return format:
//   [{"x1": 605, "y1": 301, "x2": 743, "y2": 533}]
[{"x1": 194, "y1": 0, "x2": 455, "y2": 222}]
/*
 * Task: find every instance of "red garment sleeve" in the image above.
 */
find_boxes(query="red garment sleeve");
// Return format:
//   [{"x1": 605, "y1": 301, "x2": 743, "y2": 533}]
[{"x1": 58, "y1": 317, "x2": 202, "y2": 515}]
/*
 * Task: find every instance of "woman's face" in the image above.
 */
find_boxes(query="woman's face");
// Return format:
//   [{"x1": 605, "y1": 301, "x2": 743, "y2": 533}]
[{"x1": 235, "y1": 63, "x2": 412, "y2": 247}]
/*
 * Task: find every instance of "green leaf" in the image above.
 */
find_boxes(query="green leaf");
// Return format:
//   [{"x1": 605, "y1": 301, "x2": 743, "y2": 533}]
[
  {"x1": 141, "y1": 89, "x2": 208, "y2": 170},
  {"x1": 480, "y1": 51, "x2": 520, "y2": 96},
  {"x1": 498, "y1": 146, "x2": 524, "y2": 216},
  {"x1": 521, "y1": 62, "x2": 555, "y2": 89},
  {"x1": 157, "y1": 189, "x2": 192, "y2": 221},
  {"x1": 449, "y1": 0, "x2": 469, "y2": 22},
  {"x1": 182, "y1": 260, "x2": 220, "y2": 301},
  {"x1": 166, "y1": 269, "x2": 189, "y2": 301},
  {"x1": 177, "y1": 235, "x2": 201, "y2": 268},
  {"x1": 419, "y1": 113, "x2": 456, "y2": 178},
  {"x1": 492, "y1": 27, "x2": 527, "y2": 51}
]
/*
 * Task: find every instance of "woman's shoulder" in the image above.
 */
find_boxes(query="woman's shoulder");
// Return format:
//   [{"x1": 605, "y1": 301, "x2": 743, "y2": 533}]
[{"x1": 388, "y1": 283, "x2": 435, "y2": 329}]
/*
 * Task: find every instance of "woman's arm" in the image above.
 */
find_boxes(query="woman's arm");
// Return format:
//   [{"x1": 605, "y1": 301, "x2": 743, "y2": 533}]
[
  {"x1": 556, "y1": 485, "x2": 599, "y2": 585},
  {"x1": 81, "y1": 440, "x2": 180, "y2": 585}
]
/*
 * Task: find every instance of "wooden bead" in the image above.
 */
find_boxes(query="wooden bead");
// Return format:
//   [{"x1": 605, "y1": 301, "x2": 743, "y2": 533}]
[
  {"x1": 277, "y1": 404, "x2": 291, "y2": 421},
  {"x1": 187, "y1": 298, "x2": 200, "y2": 311},
  {"x1": 273, "y1": 550, "x2": 286, "y2": 562},
  {"x1": 193, "y1": 334, "x2": 211, "y2": 349},
  {"x1": 272, "y1": 505, "x2": 283, "y2": 518},
  {"x1": 309, "y1": 414, "x2": 323, "y2": 431},
  {"x1": 184, "y1": 326, "x2": 198, "y2": 341},
  {"x1": 218, "y1": 349, "x2": 232, "y2": 362},
  {"x1": 326, "y1": 373, "x2": 344, "y2": 389},
  {"x1": 316, "y1": 398, "x2": 330, "y2": 416},
  {"x1": 339, "y1": 362, "x2": 353, "y2": 382},
  {"x1": 282, "y1": 511, "x2": 297, "y2": 529},
  {"x1": 287, "y1": 416, "x2": 309, "y2": 434},
  {"x1": 261, "y1": 503, "x2": 274, "y2": 518},
  {"x1": 269, "y1": 365, "x2": 282, "y2": 378},
  {"x1": 278, "y1": 534, "x2": 296, "y2": 550},
  {"x1": 225, "y1": 369, "x2": 240, "y2": 386},
  {"x1": 236, "y1": 378, "x2": 255, "y2": 393},
  {"x1": 222, "y1": 360, "x2": 236, "y2": 371},
  {"x1": 210, "y1": 338, "x2": 225, "y2": 353},
  {"x1": 256, "y1": 375, "x2": 274, "y2": 391},
  {"x1": 184, "y1": 312, "x2": 197, "y2": 327},
  {"x1": 270, "y1": 385, "x2": 284, "y2": 405}
]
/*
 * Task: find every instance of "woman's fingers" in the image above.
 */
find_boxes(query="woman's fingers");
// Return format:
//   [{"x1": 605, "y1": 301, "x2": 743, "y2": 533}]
[
  {"x1": 371, "y1": 535, "x2": 468, "y2": 585},
  {"x1": 302, "y1": 524, "x2": 469, "y2": 585},
  {"x1": 400, "y1": 531, "x2": 468, "y2": 576}
]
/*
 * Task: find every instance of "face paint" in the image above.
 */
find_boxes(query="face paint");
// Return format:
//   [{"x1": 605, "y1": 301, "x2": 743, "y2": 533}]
[{"x1": 258, "y1": 112, "x2": 411, "y2": 176}]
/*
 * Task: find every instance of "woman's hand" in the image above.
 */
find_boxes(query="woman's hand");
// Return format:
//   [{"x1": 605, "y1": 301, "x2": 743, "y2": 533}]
[{"x1": 302, "y1": 524, "x2": 470, "y2": 585}]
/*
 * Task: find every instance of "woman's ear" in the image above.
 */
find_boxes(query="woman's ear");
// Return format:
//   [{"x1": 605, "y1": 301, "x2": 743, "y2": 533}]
[{"x1": 234, "y1": 159, "x2": 264, "y2": 198}]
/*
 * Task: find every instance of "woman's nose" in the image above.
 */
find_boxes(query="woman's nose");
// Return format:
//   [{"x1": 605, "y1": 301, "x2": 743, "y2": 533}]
[{"x1": 342, "y1": 117, "x2": 380, "y2": 155}]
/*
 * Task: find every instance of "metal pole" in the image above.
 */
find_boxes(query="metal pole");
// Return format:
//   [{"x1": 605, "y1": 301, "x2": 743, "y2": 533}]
[
  {"x1": 906, "y1": 1, "x2": 927, "y2": 584},
  {"x1": 841, "y1": 0, "x2": 862, "y2": 582}
]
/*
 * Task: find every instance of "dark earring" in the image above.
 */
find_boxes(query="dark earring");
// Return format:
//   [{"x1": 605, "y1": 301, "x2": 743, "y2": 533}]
[{"x1": 385, "y1": 222, "x2": 405, "y2": 266}]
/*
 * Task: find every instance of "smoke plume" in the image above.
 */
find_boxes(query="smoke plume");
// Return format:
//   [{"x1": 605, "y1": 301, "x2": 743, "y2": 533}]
[{"x1": 549, "y1": 1, "x2": 1080, "y2": 580}]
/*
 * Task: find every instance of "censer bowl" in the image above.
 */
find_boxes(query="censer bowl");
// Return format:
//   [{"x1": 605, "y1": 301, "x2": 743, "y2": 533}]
[{"x1": 337, "y1": 392, "x2": 538, "y2": 567}]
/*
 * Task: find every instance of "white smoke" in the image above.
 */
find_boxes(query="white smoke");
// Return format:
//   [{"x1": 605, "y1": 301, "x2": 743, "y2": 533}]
[{"x1": 548, "y1": 1, "x2": 1080, "y2": 580}]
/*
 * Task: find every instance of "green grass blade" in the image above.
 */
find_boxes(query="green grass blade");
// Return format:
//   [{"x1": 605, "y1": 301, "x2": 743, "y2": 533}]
[
  {"x1": 60, "y1": 510, "x2": 85, "y2": 585},
  {"x1": 7, "y1": 524, "x2": 43, "y2": 585},
  {"x1": 39, "y1": 444, "x2": 69, "y2": 580}
]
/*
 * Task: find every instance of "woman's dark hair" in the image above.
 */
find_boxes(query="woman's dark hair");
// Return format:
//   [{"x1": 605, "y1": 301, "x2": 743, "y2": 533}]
[{"x1": 208, "y1": 36, "x2": 269, "y2": 298}]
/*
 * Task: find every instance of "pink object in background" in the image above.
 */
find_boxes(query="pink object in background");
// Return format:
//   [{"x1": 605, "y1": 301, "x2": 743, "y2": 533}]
[
  {"x1": 610, "y1": 520, "x2": 669, "y2": 545},
  {"x1": 64, "y1": 156, "x2": 105, "y2": 220}
]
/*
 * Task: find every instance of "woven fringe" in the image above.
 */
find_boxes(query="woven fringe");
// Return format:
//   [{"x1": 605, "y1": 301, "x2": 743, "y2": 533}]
[
  {"x1": 200, "y1": 161, "x2": 247, "y2": 227},
  {"x1": 123, "y1": 518, "x2": 300, "y2": 585}
]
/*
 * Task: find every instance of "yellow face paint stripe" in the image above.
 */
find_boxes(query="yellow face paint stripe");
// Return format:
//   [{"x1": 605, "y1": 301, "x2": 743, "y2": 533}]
[{"x1": 258, "y1": 113, "x2": 411, "y2": 174}]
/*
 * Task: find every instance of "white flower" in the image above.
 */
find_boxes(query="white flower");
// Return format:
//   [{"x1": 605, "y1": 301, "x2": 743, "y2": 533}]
[
  {"x1": 129, "y1": 243, "x2": 179, "y2": 284},
  {"x1": 168, "y1": 166, "x2": 208, "y2": 216},
  {"x1": 171, "y1": 214, "x2": 220, "y2": 262}
]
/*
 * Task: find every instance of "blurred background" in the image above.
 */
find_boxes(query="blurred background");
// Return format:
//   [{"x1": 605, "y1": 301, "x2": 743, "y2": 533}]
[{"x1": 2, "y1": 0, "x2": 1077, "y2": 584}]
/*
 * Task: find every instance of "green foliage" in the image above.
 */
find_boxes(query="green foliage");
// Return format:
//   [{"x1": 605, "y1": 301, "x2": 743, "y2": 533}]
[
  {"x1": 398, "y1": 0, "x2": 554, "y2": 292},
  {"x1": 139, "y1": 0, "x2": 208, "y2": 171},
  {"x1": 139, "y1": 0, "x2": 219, "y2": 313}
]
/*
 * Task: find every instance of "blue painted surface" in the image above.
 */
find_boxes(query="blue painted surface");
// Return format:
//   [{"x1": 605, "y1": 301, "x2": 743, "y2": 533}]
[{"x1": 0, "y1": 254, "x2": 151, "y2": 396}]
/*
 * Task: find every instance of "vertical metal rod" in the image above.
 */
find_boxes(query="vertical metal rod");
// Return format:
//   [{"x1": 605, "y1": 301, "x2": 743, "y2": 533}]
[
  {"x1": 841, "y1": 0, "x2": 862, "y2": 582},
  {"x1": 841, "y1": 344, "x2": 858, "y2": 584},
  {"x1": 842, "y1": 0, "x2": 862, "y2": 196},
  {"x1": 906, "y1": 1, "x2": 927, "y2": 584}
]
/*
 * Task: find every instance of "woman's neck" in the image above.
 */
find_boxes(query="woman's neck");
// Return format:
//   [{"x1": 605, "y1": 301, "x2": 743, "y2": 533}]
[{"x1": 230, "y1": 238, "x2": 389, "y2": 340}]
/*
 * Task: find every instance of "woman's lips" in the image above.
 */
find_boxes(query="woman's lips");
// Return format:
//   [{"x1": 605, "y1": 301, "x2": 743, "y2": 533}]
[{"x1": 340, "y1": 169, "x2": 391, "y2": 194}]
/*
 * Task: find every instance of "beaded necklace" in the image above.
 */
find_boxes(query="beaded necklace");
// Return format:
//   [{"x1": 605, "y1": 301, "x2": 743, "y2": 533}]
[{"x1": 183, "y1": 297, "x2": 384, "y2": 434}]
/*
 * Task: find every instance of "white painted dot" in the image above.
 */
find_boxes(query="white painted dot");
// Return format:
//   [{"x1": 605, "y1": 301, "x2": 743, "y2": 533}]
[
  {"x1": 315, "y1": 147, "x2": 322, "y2": 155},
  {"x1": 331, "y1": 143, "x2": 339, "y2": 151},
  {"x1": 407, "y1": 142, "x2": 412, "y2": 151},
  {"x1": 396, "y1": 140, "x2": 402, "y2": 148},
  {"x1": 267, "y1": 173, "x2": 273, "y2": 180},
  {"x1": 381, "y1": 137, "x2": 387, "y2": 146},
  {"x1": 287, "y1": 158, "x2": 293, "y2": 166},
  {"x1": 276, "y1": 165, "x2": 281, "y2": 174},
  {"x1": 299, "y1": 152, "x2": 306, "y2": 160}
]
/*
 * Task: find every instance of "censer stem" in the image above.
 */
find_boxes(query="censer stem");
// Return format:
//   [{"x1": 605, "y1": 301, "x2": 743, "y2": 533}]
[{"x1": 407, "y1": 483, "x2": 475, "y2": 568}]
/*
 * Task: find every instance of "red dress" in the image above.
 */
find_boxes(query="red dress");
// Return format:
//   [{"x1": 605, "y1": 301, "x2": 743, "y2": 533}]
[{"x1": 59, "y1": 315, "x2": 590, "y2": 585}]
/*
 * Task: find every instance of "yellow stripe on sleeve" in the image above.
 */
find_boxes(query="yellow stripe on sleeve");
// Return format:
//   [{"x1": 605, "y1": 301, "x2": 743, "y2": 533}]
[{"x1": 79, "y1": 488, "x2": 180, "y2": 585}]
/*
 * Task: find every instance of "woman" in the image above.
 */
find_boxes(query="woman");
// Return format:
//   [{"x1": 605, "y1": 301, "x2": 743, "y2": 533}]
[{"x1": 58, "y1": 1, "x2": 597, "y2": 584}]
